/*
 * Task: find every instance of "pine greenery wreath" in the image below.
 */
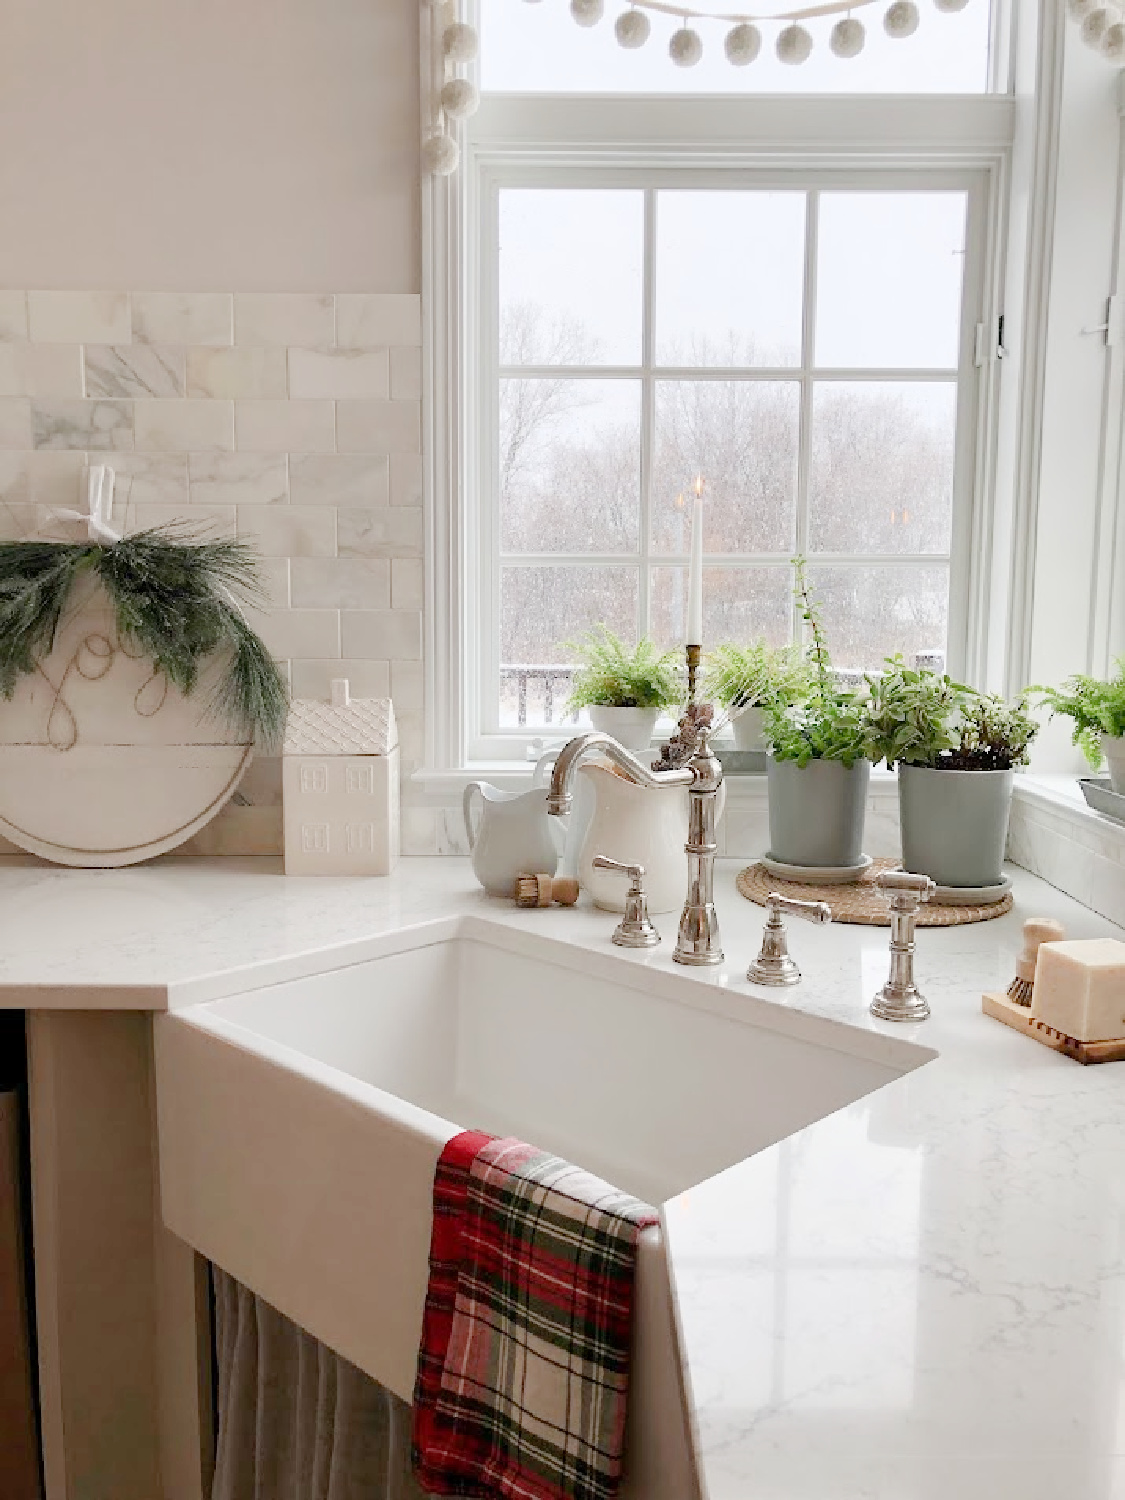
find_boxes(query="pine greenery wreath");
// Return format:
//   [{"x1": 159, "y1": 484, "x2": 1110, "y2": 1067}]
[{"x1": 0, "y1": 527, "x2": 289, "y2": 749}]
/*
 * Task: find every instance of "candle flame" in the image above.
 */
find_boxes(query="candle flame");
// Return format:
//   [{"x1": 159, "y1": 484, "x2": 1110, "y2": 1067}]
[{"x1": 693, "y1": 474, "x2": 705, "y2": 499}]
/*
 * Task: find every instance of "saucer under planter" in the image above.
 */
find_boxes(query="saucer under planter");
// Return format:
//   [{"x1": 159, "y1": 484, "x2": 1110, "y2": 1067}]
[
  {"x1": 761, "y1": 852, "x2": 873, "y2": 885},
  {"x1": 766, "y1": 755, "x2": 870, "y2": 869},
  {"x1": 587, "y1": 705, "x2": 662, "y2": 755},
  {"x1": 1101, "y1": 734, "x2": 1125, "y2": 794},
  {"x1": 898, "y1": 764, "x2": 1014, "y2": 889}
]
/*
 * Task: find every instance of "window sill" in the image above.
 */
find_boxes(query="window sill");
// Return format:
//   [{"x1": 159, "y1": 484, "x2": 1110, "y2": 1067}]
[
  {"x1": 1012, "y1": 775, "x2": 1125, "y2": 853},
  {"x1": 411, "y1": 762, "x2": 902, "y2": 802}
]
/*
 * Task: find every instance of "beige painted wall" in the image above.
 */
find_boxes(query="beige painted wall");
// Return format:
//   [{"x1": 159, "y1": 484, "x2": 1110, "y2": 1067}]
[{"x1": 0, "y1": 0, "x2": 419, "y2": 293}]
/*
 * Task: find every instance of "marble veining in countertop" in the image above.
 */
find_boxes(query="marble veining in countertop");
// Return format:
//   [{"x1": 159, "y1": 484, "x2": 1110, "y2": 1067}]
[{"x1": 1, "y1": 855, "x2": 1124, "y2": 1499}]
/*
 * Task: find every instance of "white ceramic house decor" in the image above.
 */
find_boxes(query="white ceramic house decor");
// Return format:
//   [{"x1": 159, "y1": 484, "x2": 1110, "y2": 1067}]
[{"x1": 282, "y1": 680, "x2": 400, "y2": 876}]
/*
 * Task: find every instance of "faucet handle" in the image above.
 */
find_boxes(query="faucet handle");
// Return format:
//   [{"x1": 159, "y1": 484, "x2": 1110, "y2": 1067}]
[
  {"x1": 592, "y1": 856, "x2": 661, "y2": 949},
  {"x1": 746, "y1": 891, "x2": 832, "y2": 987}
]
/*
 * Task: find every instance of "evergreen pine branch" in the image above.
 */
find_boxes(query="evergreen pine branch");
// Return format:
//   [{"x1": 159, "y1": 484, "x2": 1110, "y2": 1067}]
[{"x1": 0, "y1": 528, "x2": 288, "y2": 746}]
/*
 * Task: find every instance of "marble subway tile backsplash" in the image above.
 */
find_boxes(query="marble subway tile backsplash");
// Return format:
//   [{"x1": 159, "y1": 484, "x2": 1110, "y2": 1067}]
[{"x1": 0, "y1": 287, "x2": 425, "y2": 854}]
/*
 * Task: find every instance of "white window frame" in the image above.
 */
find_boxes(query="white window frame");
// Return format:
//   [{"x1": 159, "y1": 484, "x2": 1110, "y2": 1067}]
[{"x1": 422, "y1": 90, "x2": 1017, "y2": 775}]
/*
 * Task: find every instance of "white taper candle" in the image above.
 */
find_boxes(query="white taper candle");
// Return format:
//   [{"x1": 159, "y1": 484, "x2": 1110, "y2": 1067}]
[{"x1": 686, "y1": 477, "x2": 704, "y2": 646}]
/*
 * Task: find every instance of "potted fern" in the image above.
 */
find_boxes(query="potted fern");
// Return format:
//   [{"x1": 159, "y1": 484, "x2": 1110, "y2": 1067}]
[
  {"x1": 1036, "y1": 660, "x2": 1125, "y2": 792},
  {"x1": 762, "y1": 562, "x2": 876, "y2": 870},
  {"x1": 566, "y1": 627, "x2": 681, "y2": 753},
  {"x1": 706, "y1": 640, "x2": 812, "y2": 751},
  {"x1": 867, "y1": 658, "x2": 1038, "y2": 888}
]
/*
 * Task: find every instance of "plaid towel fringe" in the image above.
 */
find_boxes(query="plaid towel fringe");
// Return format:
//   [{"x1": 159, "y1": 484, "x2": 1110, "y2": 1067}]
[{"x1": 412, "y1": 1132, "x2": 658, "y2": 1500}]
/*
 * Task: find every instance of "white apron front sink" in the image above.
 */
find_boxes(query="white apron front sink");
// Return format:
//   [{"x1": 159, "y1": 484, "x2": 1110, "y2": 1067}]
[{"x1": 154, "y1": 916, "x2": 931, "y2": 1499}]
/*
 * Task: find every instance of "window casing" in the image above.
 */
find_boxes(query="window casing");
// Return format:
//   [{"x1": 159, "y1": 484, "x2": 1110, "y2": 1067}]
[{"x1": 425, "y1": 92, "x2": 1016, "y2": 770}]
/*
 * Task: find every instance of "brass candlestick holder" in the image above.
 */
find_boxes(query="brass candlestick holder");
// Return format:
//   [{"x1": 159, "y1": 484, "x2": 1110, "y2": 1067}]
[{"x1": 686, "y1": 643, "x2": 701, "y2": 705}]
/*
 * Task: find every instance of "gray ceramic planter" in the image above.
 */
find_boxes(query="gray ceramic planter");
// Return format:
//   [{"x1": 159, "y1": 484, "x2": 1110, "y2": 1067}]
[
  {"x1": 767, "y1": 755, "x2": 870, "y2": 868},
  {"x1": 898, "y1": 764, "x2": 1013, "y2": 888}
]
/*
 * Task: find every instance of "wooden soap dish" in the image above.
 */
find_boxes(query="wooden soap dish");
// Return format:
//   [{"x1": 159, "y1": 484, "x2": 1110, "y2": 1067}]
[{"x1": 982, "y1": 991, "x2": 1125, "y2": 1064}]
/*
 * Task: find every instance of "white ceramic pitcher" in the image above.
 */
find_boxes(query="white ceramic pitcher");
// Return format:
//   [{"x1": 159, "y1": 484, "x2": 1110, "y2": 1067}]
[
  {"x1": 463, "y1": 755, "x2": 564, "y2": 896},
  {"x1": 577, "y1": 762, "x2": 726, "y2": 914}
]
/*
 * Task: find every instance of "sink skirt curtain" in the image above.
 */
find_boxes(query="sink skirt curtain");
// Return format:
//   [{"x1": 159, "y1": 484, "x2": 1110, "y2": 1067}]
[{"x1": 211, "y1": 1269, "x2": 428, "y2": 1500}]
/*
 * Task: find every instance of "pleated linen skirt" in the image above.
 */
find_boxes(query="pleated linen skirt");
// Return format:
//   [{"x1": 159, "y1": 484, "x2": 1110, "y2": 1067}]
[{"x1": 211, "y1": 1269, "x2": 429, "y2": 1500}]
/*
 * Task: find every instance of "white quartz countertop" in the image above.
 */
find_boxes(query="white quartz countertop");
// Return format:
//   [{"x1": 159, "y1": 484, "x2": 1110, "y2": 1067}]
[{"x1": 1, "y1": 854, "x2": 1123, "y2": 1499}]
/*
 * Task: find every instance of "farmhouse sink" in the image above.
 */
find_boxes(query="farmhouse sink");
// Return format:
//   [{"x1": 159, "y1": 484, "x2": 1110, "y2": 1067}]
[{"x1": 154, "y1": 917, "x2": 931, "y2": 1499}]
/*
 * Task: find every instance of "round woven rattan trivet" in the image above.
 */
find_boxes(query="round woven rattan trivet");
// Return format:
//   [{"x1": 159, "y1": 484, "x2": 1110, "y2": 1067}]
[{"x1": 736, "y1": 856, "x2": 1013, "y2": 927}]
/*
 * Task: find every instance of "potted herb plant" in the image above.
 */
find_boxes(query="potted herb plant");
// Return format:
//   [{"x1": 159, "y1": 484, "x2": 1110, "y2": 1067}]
[
  {"x1": 566, "y1": 627, "x2": 681, "y2": 753},
  {"x1": 762, "y1": 562, "x2": 876, "y2": 869},
  {"x1": 867, "y1": 658, "x2": 1038, "y2": 888},
  {"x1": 706, "y1": 640, "x2": 813, "y2": 752},
  {"x1": 1036, "y1": 660, "x2": 1125, "y2": 793}
]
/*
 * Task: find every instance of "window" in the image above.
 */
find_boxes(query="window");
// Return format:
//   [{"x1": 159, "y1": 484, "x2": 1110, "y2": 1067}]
[
  {"x1": 427, "y1": 8, "x2": 1015, "y2": 766},
  {"x1": 487, "y1": 179, "x2": 981, "y2": 736}
]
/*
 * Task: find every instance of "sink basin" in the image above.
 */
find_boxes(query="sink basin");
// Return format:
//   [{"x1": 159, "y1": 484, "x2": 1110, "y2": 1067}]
[{"x1": 154, "y1": 916, "x2": 930, "y2": 1498}]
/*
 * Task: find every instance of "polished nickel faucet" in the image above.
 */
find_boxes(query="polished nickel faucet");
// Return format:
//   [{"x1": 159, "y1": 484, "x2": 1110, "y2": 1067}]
[{"x1": 545, "y1": 730, "x2": 725, "y2": 966}]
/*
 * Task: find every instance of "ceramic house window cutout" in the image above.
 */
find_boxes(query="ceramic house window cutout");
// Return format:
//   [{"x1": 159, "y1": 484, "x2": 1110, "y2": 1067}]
[{"x1": 282, "y1": 679, "x2": 400, "y2": 875}]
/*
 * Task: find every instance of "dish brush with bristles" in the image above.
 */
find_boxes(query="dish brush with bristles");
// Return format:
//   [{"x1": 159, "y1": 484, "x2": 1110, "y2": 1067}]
[{"x1": 1007, "y1": 917, "x2": 1066, "y2": 1005}]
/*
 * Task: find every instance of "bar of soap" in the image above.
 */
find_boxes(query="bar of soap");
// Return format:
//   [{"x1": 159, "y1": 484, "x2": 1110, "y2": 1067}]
[{"x1": 1030, "y1": 939, "x2": 1125, "y2": 1042}]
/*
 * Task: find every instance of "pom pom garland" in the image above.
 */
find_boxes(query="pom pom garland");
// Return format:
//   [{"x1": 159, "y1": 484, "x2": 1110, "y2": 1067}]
[
  {"x1": 1067, "y1": 0, "x2": 1097, "y2": 17},
  {"x1": 1102, "y1": 17, "x2": 1125, "y2": 53},
  {"x1": 441, "y1": 21, "x2": 478, "y2": 62},
  {"x1": 669, "y1": 24, "x2": 703, "y2": 64},
  {"x1": 884, "y1": 1, "x2": 920, "y2": 38},
  {"x1": 422, "y1": 132, "x2": 460, "y2": 176},
  {"x1": 570, "y1": 0, "x2": 604, "y2": 26},
  {"x1": 724, "y1": 21, "x2": 761, "y2": 65},
  {"x1": 615, "y1": 8, "x2": 651, "y2": 47},
  {"x1": 1081, "y1": 6, "x2": 1110, "y2": 43},
  {"x1": 776, "y1": 22, "x2": 813, "y2": 64},
  {"x1": 830, "y1": 16, "x2": 865, "y2": 56},
  {"x1": 440, "y1": 77, "x2": 480, "y2": 119},
  {"x1": 933, "y1": 0, "x2": 971, "y2": 9}
]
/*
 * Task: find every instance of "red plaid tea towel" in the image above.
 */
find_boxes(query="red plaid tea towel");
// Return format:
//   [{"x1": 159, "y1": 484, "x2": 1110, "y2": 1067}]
[{"x1": 412, "y1": 1131, "x2": 658, "y2": 1500}]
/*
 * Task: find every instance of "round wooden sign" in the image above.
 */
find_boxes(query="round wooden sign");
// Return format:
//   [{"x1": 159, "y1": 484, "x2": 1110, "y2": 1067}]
[{"x1": 0, "y1": 581, "x2": 251, "y2": 866}]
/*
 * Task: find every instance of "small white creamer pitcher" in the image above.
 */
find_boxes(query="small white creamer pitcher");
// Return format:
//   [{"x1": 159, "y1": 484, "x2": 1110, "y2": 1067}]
[{"x1": 463, "y1": 754, "x2": 564, "y2": 896}]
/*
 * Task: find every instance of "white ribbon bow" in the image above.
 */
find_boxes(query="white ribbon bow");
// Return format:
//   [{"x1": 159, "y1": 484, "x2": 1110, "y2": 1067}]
[{"x1": 48, "y1": 464, "x2": 121, "y2": 543}]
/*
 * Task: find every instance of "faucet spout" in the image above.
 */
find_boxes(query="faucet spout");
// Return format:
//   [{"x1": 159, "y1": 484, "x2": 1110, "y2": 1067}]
[{"x1": 545, "y1": 732, "x2": 693, "y2": 818}]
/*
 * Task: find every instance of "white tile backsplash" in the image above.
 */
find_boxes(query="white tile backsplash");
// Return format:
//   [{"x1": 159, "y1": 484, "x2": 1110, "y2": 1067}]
[
  {"x1": 234, "y1": 293, "x2": 335, "y2": 348},
  {"x1": 186, "y1": 347, "x2": 288, "y2": 400},
  {"x1": 5, "y1": 284, "x2": 425, "y2": 853},
  {"x1": 132, "y1": 292, "x2": 233, "y2": 347},
  {"x1": 135, "y1": 398, "x2": 234, "y2": 452},
  {"x1": 0, "y1": 292, "x2": 28, "y2": 341},
  {"x1": 236, "y1": 399, "x2": 335, "y2": 453},
  {"x1": 289, "y1": 453, "x2": 389, "y2": 508},
  {"x1": 288, "y1": 348, "x2": 389, "y2": 399},
  {"x1": 337, "y1": 293, "x2": 422, "y2": 349},
  {"x1": 189, "y1": 452, "x2": 287, "y2": 507},
  {"x1": 28, "y1": 291, "x2": 130, "y2": 344},
  {"x1": 32, "y1": 399, "x2": 129, "y2": 451},
  {"x1": 85, "y1": 345, "x2": 185, "y2": 398},
  {"x1": 336, "y1": 398, "x2": 420, "y2": 454}
]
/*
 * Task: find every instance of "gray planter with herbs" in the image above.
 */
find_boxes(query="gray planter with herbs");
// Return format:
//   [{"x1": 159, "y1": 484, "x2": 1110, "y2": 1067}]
[
  {"x1": 898, "y1": 764, "x2": 1013, "y2": 888},
  {"x1": 767, "y1": 755, "x2": 870, "y2": 868}
]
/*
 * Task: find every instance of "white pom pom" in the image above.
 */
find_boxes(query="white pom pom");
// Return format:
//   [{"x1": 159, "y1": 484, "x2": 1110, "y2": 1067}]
[
  {"x1": 1082, "y1": 7, "x2": 1110, "y2": 43},
  {"x1": 442, "y1": 21, "x2": 479, "y2": 62},
  {"x1": 669, "y1": 25, "x2": 703, "y2": 65},
  {"x1": 1067, "y1": 0, "x2": 1096, "y2": 17},
  {"x1": 830, "y1": 17, "x2": 865, "y2": 57},
  {"x1": 422, "y1": 132, "x2": 460, "y2": 176},
  {"x1": 1102, "y1": 19, "x2": 1125, "y2": 56},
  {"x1": 570, "y1": 0, "x2": 604, "y2": 26},
  {"x1": 441, "y1": 78, "x2": 480, "y2": 119},
  {"x1": 724, "y1": 22, "x2": 761, "y2": 65},
  {"x1": 884, "y1": 2, "x2": 920, "y2": 38},
  {"x1": 615, "y1": 8, "x2": 650, "y2": 47},
  {"x1": 933, "y1": 0, "x2": 970, "y2": 11},
  {"x1": 776, "y1": 22, "x2": 813, "y2": 64}
]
